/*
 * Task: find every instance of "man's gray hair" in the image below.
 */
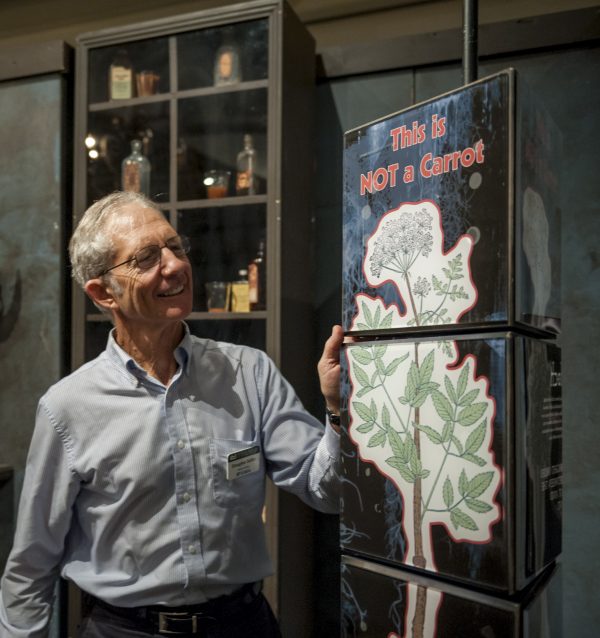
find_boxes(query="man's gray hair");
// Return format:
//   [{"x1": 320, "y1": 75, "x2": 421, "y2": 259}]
[{"x1": 69, "y1": 191, "x2": 161, "y2": 288}]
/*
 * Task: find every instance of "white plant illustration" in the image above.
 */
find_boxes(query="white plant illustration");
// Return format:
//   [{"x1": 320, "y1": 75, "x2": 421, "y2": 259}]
[
  {"x1": 347, "y1": 200, "x2": 501, "y2": 638},
  {"x1": 351, "y1": 200, "x2": 476, "y2": 331}
]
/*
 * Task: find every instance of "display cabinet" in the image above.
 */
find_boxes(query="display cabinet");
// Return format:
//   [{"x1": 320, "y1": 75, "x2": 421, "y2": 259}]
[{"x1": 72, "y1": 1, "x2": 316, "y2": 634}]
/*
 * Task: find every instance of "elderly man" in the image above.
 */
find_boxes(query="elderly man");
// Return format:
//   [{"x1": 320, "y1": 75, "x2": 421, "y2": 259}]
[{"x1": 0, "y1": 191, "x2": 343, "y2": 637}]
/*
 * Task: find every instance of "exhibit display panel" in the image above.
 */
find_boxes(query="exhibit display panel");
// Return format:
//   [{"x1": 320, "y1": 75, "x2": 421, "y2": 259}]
[
  {"x1": 341, "y1": 333, "x2": 562, "y2": 593},
  {"x1": 342, "y1": 70, "x2": 561, "y2": 338}
]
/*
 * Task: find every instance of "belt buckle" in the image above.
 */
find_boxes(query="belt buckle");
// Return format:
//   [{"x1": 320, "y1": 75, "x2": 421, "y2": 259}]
[{"x1": 158, "y1": 611, "x2": 198, "y2": 635}]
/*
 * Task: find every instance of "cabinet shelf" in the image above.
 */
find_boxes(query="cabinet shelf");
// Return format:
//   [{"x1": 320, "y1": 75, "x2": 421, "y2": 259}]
[
  {"x1": 88, "y1": 79, "x2": 269, "y2": 111},
  {"x1": 176, "y1": 195, "x2": 267, "y2": 209}
]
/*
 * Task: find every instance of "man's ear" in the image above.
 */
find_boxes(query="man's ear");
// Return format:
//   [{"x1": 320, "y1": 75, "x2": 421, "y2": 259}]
[{"x1": 84, "y1": 278, "x2": 119, "y2": 312}]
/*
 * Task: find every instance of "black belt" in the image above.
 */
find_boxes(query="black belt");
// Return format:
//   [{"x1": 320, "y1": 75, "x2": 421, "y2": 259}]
[{"x1": 89, "y1": 582, "x2": 262, "y2": 635}]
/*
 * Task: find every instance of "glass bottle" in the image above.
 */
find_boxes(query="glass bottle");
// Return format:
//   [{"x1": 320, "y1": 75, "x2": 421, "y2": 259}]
[
  {"x1": 109, "y1": 49, "x2": 133, "y2": 100},
  {"x1": 121, "y1": 140, "x2": 150, "y2": 196},
  {"x1": 236, "y1": 134, "x2": 257, "y2": 196},
  {"x1": 248, "y1": 240, "x2": 266, "y2": 311},
  {"x1": 230, "y1": 268, "x2": 250, "y2": 312}
]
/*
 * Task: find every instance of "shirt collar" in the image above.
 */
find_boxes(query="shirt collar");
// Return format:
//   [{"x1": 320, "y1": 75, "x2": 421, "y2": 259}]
[{"x1": 106, "y1": 322, "x2": 192, "y2": 381}]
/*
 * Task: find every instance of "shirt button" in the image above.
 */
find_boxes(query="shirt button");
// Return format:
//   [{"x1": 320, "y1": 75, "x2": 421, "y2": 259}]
[
  {"x1": 182, "y1": 492, "x2": 191, "y2": 503},
  {"x1": 188, "y1": 545, "x2": 196, "y2": 554},
  {"x1": 177, "y1": 440, "x2": 185, "y2": 449}
]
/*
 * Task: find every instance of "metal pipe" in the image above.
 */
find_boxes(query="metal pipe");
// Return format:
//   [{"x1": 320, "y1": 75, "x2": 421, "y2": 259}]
[{"x1": 463, "y1": 0, "x2": 478, "y2": 84}]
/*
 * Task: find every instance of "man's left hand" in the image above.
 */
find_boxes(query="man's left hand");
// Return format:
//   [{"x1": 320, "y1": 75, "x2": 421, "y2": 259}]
[{"x1": 317, "y1": 325, "x2": 345, "y2": 419}]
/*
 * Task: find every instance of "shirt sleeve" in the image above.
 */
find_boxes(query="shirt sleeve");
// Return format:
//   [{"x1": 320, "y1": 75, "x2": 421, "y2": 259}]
[
  {"x1": 0, "y1": 400, "x2": 80, "y2": 638},
  {"x1": 255, "y1": 351, "x2": 340, "y2": 514}
]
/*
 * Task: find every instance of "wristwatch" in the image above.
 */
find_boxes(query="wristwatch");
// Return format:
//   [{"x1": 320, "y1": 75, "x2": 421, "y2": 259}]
[{"x1": 326, "y1": 408, "x2": 341, "y2": 427}]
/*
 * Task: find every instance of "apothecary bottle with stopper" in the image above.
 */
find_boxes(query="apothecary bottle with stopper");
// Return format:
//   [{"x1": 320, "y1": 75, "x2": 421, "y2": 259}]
[
  {"x1": 121, "y1": 139, "x2": 150, "y2": 196},
  {"x1": 236, "y1": 134, "x2": 257, "y2": 196}
]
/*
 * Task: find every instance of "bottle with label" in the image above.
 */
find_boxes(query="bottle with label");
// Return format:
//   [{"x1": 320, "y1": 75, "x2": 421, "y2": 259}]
[
  {"x1": 109, "y1": 49, "x2": 133, "y2": 100},
  {"x1": 248, "y1": 240, "x2": 266, "y2": 311},
  {"x1": 121, "y1": 139, "x2": 150, "y2": 196},
  {"x1": 236, "y1": 134, "x2": 257, "y2": 196},
  {"x1": 230, "y1": 269, "x2": 250, "y2": 312}
]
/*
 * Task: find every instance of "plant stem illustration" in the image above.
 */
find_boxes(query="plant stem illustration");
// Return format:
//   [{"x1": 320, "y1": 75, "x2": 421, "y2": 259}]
[{"x1": 347, "y1": 200, "x2": 500, "y2": 637}]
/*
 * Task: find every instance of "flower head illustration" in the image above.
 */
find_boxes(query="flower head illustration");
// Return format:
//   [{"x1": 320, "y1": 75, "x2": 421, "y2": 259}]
[
  {"x1": 369, "y1": 209, "x2": 433, "y2": 278},
  {"x1": 352, "y1": 201, "x2": 477, "y2": 331}
]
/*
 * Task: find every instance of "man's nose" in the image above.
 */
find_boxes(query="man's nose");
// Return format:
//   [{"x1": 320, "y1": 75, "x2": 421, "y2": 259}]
[{"x1": 160, "y1": 246, "x2": 187, "y2": 272}]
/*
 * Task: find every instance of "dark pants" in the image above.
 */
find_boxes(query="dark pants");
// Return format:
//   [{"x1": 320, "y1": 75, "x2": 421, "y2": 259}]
[{"x1": 76, "y1": 590, "x2": 282, "y2": 638}]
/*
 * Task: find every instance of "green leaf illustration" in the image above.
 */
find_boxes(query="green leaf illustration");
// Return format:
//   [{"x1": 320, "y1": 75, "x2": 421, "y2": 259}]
[
  {"x1": 409, "y1": 453, "x2": 423, "y2": 476},
  {"x1": 465, "y1": 420, "x2": 487, "y2": 454},
  {"x1": 457, "y1": 363, "x2": 469, "y2": 398},
  {"x1": 362, "y1": 301, "x2": 374, "y2": 328},
  {"x1": 356, "y1": 422, "x2": 375, "y2": 434},
  {"x1": 462, "y1": 452, "x2": 486, "y2": 466},
  {"x1": 444, "y1": 375, "x2": 458, "y2": 404},
  {"x1": 457, "y1": 402, "x2": 487, "y2": 427},
  {"x1": 405, "y1": 434, "x2": 419, "y2": 468},
  {"x1": 466, "y1": 471, "x2": 495, "y2": 498},
  {"x1": 441, "y1": 421, "x2": 452, "y2": 443},
  {"x1": 382, "y1": 404, "x2": 390, "y2": 429},
  {"x1": 352, "y1": 348, "x2": 373, "y2": 366},
  {"x1": 431, "y1": 389, "x2": 454, "y2": 422},
  {"x1": 385, "y1": 355, "x2": 409, "y2": 376},
  {"x1": 370, "y1": 398, "x2": 378, "y2": 423},
  {"x1": 406, "y1": 361, "x2": 419, "y2": 401},
  {"x1": 443, "y1": 477, "x2": 454, "y2": 509},
  {"x1": 450, "y1": 508, "x2": 478, "y2": 531},
  {"x1": 465, "y1": 497, "x2": 493, "y2": 514},
  {"x1": 419, "y1": 350, "x2": 435, "y2": 384},
  {"x1": 451, "y1": 435, "x2": 464, "y2": 454},
  {"x1": 458, "y1": 388, "x2": 480, "y2": 406},
  {"x1": 432, "y1": 274, "x2": 444, "y2": 295},
  {"x1": 356, "y1": 322, "x2": 370, "y2": 330},
  {"x1": 373, "y1": 344, "x2": 387, "y2": 359},
  {"x1": 353, "y1": 365, "x2": 371, "y2": 388},
  {"x1": 412, "y1": 389, "x2": 430, "y2": 409},
  {"x1": 386, "y1": 457, "x2": 416, "y2": 483},
  {"x1": 388, "y1": 428, "x2": 405, "y2": 459},
  {"x1": 416, "y1": 424, "x2": 443, "y2": 445},
  {"x1": 380, "y1": 312, "x2": 394, "y2": 329},
  {"x1": 368, "y1": 430, "x2": 387, "y2": 448},
  {"x1": 353, "y1": 401, "x2": 373, "y2": 423},
  {"x1": 458, "y1": 469, "x2": 468, "y2": 497},
  {"x1": 375, "y1": 357, "x2": 387, "y2": 375},
  {"x1": 355, "y1": 386, "x2": 374, "y2": 398},
  {"x1": 373, "y1": 304, "x2": 381, "y2": 327}
]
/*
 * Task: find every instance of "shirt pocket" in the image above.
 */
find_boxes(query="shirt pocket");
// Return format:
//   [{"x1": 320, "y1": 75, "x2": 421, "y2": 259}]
[{"x1": 209, "y1": 437, "x2": 265, "y2": 508}]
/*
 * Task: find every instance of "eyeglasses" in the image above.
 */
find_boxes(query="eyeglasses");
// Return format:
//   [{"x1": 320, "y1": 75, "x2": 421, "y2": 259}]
[{"x1": 100, "y1": 235, "x2": 191, "y2": 276}]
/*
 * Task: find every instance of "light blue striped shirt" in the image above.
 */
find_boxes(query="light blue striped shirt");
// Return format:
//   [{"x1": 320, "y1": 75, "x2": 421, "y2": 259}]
[{"x1": 0, "y1": 324, "x2": 339, "y2": 637}]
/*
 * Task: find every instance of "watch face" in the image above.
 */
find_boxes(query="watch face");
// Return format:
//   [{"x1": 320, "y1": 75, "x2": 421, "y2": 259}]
[{"x1": 327, "y1": 409, "x2": 341, "y2": 425}]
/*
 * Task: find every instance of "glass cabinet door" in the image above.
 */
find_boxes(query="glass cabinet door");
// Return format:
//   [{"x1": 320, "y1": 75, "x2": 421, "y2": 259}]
[
  {"x1": 86, "y1": 36, "x2": 171, "y2": 204},
  {"x1": 80, "y1": 18, "x2": 270, "y2": 357}
]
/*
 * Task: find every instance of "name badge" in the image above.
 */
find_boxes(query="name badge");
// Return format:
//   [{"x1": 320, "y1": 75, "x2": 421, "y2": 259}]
[{"x1": 227, "y1": 445, "x2": 261, "y2": 480}]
